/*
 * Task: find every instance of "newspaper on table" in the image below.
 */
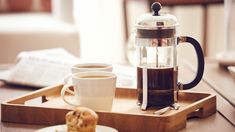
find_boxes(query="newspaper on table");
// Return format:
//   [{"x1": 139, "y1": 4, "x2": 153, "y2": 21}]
[
  {"x1": 0, "y1": 48, "x2": 137, "y2": 88},
  {"x1": 0, "y1": 48, "x2": 79, "y2": 87}
]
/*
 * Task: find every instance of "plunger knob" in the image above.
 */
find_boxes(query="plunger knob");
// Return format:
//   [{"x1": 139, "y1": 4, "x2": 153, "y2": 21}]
[{"x1": 151, "y1": 2, "x2": 162, "y2": 16}]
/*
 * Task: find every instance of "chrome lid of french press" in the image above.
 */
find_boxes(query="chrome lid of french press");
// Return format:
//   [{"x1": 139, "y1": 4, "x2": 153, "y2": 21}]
[
  {"x1": 135, "y1": 2, "x2": 179, "y2": 38},
  {"x1": 136, "y1": 2, "x2": 179, "y2": 29}
]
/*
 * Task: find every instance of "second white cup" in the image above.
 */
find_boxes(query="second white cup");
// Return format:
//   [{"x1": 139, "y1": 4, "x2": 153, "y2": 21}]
[
  {"x1": 64, "y1": 63, "x2": 113, "y2": 84},
  {"x1": 71, "y1": 63, "x2": 113, "y2": 73}
]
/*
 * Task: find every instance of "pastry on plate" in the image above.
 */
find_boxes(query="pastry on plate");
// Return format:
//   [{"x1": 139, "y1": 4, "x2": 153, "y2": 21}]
[{"x1": 65, "y1": 107, "x2": 98, "y2": 132}]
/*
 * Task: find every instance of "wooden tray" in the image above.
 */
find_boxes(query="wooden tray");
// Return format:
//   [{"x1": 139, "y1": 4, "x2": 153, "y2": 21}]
[{"x1": 1, "y1": 84, "x2": 216, "y2": 132}]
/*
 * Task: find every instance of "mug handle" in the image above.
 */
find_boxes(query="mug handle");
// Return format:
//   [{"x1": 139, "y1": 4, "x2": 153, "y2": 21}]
[
  {"x1": 177, "y1": 36, "x2": 205, "y2": 90},
  {"x1": 63, "y1": 75, "x2": 75, "y2": 95},
  {"x1": 61, "y1": 84, "x2": 78, "y2": 106}
]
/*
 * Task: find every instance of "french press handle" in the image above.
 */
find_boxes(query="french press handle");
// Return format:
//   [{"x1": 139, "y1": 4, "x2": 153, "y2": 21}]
[{"x1": 177, "y1": 36, "x2": 205, "y2": 90}]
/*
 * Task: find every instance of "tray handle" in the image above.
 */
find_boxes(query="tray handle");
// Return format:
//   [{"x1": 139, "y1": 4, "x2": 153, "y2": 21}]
[
  {"x1": 6, "y1": 84, "x2": 63, "y2": 104},
  {"x1": 187, "y1": 95, "x2": 216, "y2": 118}
]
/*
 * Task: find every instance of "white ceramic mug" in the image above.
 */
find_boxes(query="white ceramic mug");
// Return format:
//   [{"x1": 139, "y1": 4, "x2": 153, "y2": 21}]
[{"x1": 61, "y1": 71, "x2": 117, "y2": 111}]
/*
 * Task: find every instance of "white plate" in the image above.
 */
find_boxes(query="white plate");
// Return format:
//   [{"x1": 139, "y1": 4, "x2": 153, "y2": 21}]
[{"x1": 35, "y1": 124, "x2": 118, "y2": 132}]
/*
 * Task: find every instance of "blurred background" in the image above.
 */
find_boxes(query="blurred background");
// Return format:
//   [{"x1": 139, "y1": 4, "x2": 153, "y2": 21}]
[{"x1": 0, "y1": 0, "x2": 225, "y2": 64}]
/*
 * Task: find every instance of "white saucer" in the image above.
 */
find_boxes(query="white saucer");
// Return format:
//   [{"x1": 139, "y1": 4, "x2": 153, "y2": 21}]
[{"x1": 35, "y1": 124, "x2": 118, "y2": 132}]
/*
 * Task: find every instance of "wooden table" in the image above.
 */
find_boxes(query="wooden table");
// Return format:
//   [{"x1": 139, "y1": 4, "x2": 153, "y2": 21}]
[{"x1": 0, "y1": 61, "x2": 234, "y2": 132}]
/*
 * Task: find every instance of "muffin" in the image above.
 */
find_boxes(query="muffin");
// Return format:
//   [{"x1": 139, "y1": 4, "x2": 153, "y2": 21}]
[{"x1": 65, "y1": 107, "x2": 98, "y2": 132}]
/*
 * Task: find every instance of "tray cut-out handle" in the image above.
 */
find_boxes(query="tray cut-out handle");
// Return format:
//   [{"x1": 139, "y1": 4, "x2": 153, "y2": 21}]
[{"x1": 6, "y1": 84, "x2": 63, "y2": 104}]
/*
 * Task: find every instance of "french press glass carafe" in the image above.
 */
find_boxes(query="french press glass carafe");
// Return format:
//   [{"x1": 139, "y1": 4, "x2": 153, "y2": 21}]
[{"x1": 135, "y1": 2, "x2": 204, "y2": 110}]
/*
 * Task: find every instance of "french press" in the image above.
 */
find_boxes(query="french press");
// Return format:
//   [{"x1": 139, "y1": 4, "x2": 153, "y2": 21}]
[{"x1": 135, "y1": 2, "x2": 204, "y2": 110}]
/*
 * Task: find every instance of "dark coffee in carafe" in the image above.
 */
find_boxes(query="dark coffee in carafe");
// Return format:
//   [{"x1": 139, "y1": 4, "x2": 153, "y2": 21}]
[{"x1": 137, "y1": 67, "x2": 177, "y2": 107}]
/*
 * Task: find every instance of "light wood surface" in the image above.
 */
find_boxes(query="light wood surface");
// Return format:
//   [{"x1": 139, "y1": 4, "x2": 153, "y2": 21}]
[
  {"x1": 0, "y1": 63, "x2": 235, "y2": 132},
  {"x1": 204, "y1": 61, "x2": 235, "y2": 105}
]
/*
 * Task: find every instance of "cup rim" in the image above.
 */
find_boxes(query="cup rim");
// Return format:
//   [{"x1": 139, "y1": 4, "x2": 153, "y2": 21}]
[
  {"x1": 72, "y1": 63, "x2": 112, "y2": 70},
  {"x1": 72, "y1": 71, "x2": 116, "y2": 80}
]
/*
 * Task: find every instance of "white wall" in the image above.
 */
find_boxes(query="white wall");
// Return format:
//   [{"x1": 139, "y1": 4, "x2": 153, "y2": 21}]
[
  {"x1": 74, "y1": 0, "x2": 125, "y2": 64},
  {"x1": 208, "y1": 4, "x2": 225, "y2": 56},
  {"x1": 176, "y1": 4, "x2": 225, "y2": 63},
  {"x1": 52, "y1": 0, "x2": 74, "y2": 23}
]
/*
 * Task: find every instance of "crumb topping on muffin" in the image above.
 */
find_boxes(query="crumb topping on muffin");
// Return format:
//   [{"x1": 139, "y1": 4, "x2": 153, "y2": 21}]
[{"x1": 66, "y1": 107, "x2": 98, "y2": 132}]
